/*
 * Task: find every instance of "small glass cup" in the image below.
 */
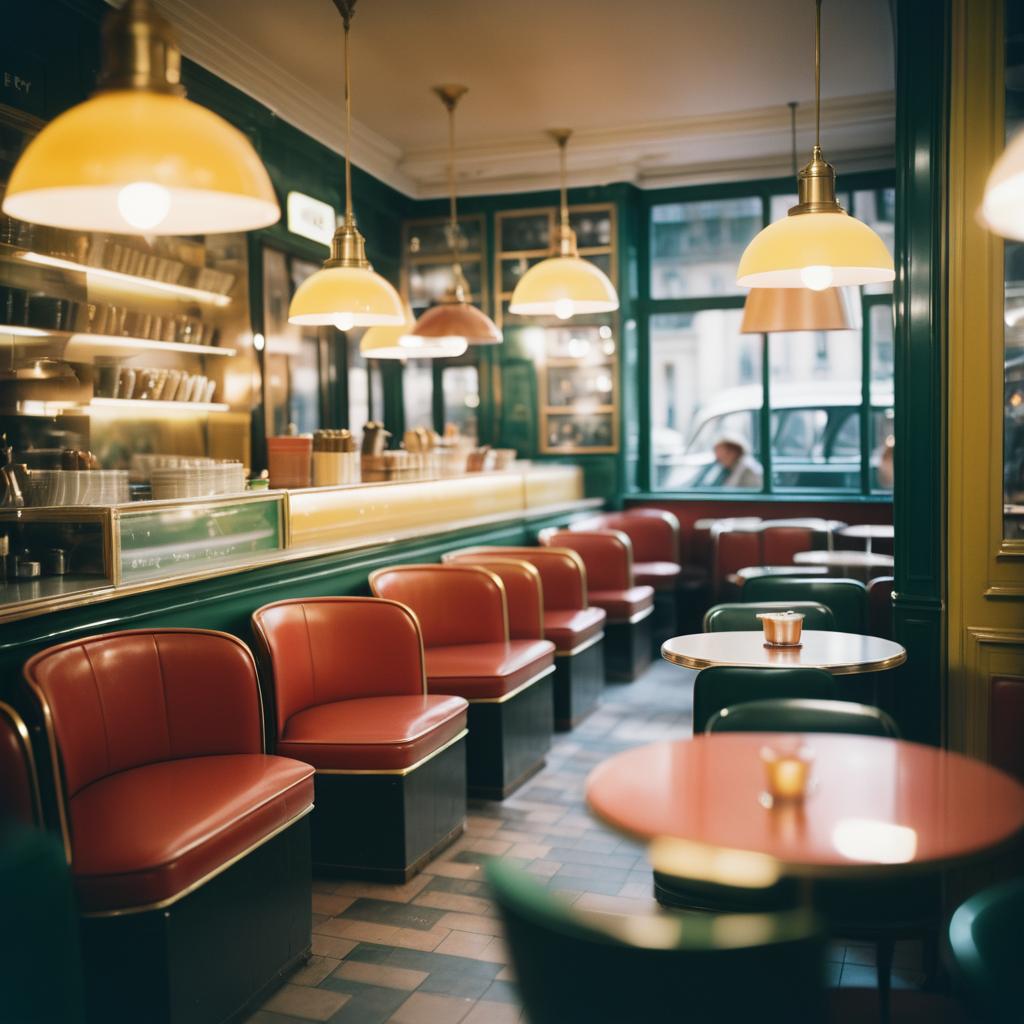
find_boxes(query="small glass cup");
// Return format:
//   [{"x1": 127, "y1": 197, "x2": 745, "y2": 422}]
[
  {"x1": 760, "y1": 743, "x2": 814, "y2": 806},
  {"x1": 757, "y1": 610, "x2": 805, "y2": 647}
]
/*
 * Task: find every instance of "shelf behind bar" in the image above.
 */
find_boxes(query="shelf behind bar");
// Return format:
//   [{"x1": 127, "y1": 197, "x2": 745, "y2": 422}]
[
  {"x1": 88, "y1": 397, "x2": 230, "y2": 413},
  {"x1": 14, "y1": 250, "x2": 232, "y2": 307},
  {"x1": 0, "y1": 326, "x2": 237, "y2": 360}
]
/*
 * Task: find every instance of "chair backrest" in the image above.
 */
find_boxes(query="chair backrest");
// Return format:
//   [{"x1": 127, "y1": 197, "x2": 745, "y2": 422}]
[
  {"x1": 23, "y1": 629, "x2": 264, "y2": 804},
  {"x1": 714, "y1": 526, "x2": 763, "y2": 590},
  {"x1": 742, "y1": 576, "x2": 868, "y2": 633},
  {"x1": 540, "y1": 529, "x2": 634, "y2": 591},
  {"x1": 0, "y1": 701, "x2": 42, "y2": 826},
  {"x1": 252, "y1": 597, "x2": 426, "y2": 738},
  {"x1": 574, "y1": 509, "x2": 680, "y2": 564},
  {"x1": 703, "y1": 601, "x2": 836, "y2": 633},
  {"x1": 948, "y1": 877, "x2": 1024, "y2": 1023},
  {"x1": 486, "y1": 859, "x2": 827, "y2": 1024},
  {"x1": 436, "y1": 558, "x2": 543, "y2": 640},
  {"x1": 867, "y1": 575, "x2": 895, "y2": 640},
  {"x1": 760, "y1": 524, "x2": 814, "y2": 566},
  {"x1": 707, "y1": 698, "x2": 900, "y2": 737},
  {"x1": 369, "y1": 564, "x2": 508, "y2": 648},
  {"x1": 693, "y1": 666, "x2": 839, "y2": 733},
  {"x1": 444, "y1": 546, "x2": 588, "y2": 611}
]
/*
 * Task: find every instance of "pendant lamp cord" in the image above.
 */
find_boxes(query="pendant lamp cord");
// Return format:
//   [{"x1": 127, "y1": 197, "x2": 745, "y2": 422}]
[
  {"x1": 332, "y1": 0, "x2": 357, "y2": 226},
  {"x1": 559, "y1": 137, "x2": 569, "y2": 235},
  {"x1": 788, "y1": 100, "x2": 798, "y2": 177},
  {"x1": 814, "y1": 0, "x2": 822, "y2": 152}
]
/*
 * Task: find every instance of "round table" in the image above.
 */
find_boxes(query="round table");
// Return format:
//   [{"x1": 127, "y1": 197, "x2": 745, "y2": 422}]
[
  {"x1": 586, "y1": 733, "x2": 1024, "y2": 879},
  {"x1": 792, "y1": 549, "x2": 895, "y2": 578},
  {"x1": 839, "y1": 523, "x2": 894, "y2": 555},
  {"x1": 661, "y1": 630, "x2": 906, "y2": 675},
  {"x1": 735, "y1": 564, "x2": 828, "y2": 582}
]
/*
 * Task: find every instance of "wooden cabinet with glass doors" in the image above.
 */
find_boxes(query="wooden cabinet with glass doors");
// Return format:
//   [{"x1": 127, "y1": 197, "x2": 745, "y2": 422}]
[{"x1": 495, "y1": 204, "x2": 619, "y2": 454}]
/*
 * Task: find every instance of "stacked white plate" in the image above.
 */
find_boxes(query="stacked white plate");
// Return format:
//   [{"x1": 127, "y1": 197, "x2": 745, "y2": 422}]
[
  {"x1": 149, "y1": 461, "x2": 247, "y2": 500},
  {"x1": 130, "y1": 454, "x2": 217, "y2": 484},
  {"x1": 28, "y1": 470, "x2": 130, "y2": 506}
]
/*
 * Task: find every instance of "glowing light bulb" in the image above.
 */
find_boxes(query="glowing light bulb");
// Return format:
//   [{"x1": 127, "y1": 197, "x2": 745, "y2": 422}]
[
  {"x1": 400, "y1": 335, "x2": 424, "y2": 348},
  {"x1": 252, "y1": 332, "x2": 266, "y2": 352},
  {"x1": 800, "y1": 265, "x2": 834, "y2": 291},
  {"x1": 554, "y1": 298, "x2": 575, "y2": 320},
  {"x1": 333, "y1": 313, "x2": 356, "y2": 332},
  {"x1": 117, "y1": 182, "x2": 172, "y2": 231}
]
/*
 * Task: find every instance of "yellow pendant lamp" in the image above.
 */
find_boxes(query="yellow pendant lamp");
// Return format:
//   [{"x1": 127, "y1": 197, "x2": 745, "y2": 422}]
[
  {"x1": 980, "y1": 129, "x2": 1024, "y2": 240},
  {"x1": 2, "y1": 0, "x2": 278, "y2": 235},
  {"x1": 289, "y1": 0, "x2": 404, "y2": 331},
  {"x1": 741, "y1": 101, "x2": 852, "y2": 333},
  {"x1": 509, "y1": 130, "x2": 619, "y2": 319},
  {"x1": 360, "y1": 300, "x2": 468, "y2": 359},
  {"x1": 736, "y1": 0, "x2": 894, "y2": 291},
  {"x1": 406, "y1": 86, "x2": 501, "y2": 347}
]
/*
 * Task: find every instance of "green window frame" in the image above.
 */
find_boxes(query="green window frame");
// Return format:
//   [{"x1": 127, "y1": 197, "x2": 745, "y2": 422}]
[{"x1": 638, "y1": 172, "x2": 895, "y2": 501}]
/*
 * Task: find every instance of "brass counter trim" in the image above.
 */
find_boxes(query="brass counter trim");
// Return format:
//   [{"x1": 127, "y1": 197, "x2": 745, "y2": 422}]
[{"x1": 313, "y1": 728, "x2": 468, "y2": 777}]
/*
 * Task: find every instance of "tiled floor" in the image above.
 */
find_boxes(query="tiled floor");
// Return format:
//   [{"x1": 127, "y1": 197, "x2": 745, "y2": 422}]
[{"x1": 249, "y1": 658, "x2": 925, "y2": 1024}]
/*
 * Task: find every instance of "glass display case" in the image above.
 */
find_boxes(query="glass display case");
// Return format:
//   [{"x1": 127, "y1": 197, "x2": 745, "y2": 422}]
[
  {"x1": 495, "y1": 204, "x2": 619, "y2": 454},
  {"x1": 0, "y1": 492, "x2": 284, "y2": 620}
]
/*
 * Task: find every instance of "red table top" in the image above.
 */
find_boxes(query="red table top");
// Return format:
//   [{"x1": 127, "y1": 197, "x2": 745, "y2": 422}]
[{"x1": 586, "y1": 734, "x2": 1024, "y2": 878}]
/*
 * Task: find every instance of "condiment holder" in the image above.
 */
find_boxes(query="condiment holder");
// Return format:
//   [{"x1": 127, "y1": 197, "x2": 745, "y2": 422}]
[
  {"x1": 760, "y1": 743, "x2": 814, "y2": 807},
  {"x1": 757, "y1": 610, "x2": 805, "y2": 648}
]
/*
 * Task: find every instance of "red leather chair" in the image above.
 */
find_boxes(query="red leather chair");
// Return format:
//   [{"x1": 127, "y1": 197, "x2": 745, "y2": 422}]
[
  {"x1": 370, "y1": 564, "x2": 555, "y2": 798},
  {"x1": 443, "y1": 547, "x2": 606, "y2": 729},
  {"x1": 760, "y1": 523, "x2": 815, "y2": 566},
  {"x1": 252, "y1": 597, "x2": 468, "y2": 880},
  {"x1": 713, "y1": 522, "x2": 763, "y2": 598},
  {"x1": 539, "y1": 529, "x2": 654, "y2": 681},
  {"x1": 0, "y1": 702, "x2": 86, "y2": 1023},
  {"x1": 574, "y1": 509, "x2": 691, "y2": 640},
  {"x1": 23, "y1": 629, "x2": 315, "y2": 1024}
]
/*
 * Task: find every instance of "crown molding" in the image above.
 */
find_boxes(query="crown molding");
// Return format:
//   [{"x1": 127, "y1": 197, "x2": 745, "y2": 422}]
[
  {"x1": 144, "y1": 1, "x2": 894, "y2": 200},
  {"x1": 148, "y1": 0, "x2": 417, "y2": 195}
]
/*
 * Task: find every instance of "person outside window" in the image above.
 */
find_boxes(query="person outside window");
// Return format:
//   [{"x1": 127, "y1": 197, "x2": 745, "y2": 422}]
[{"x1": 712, "y1": 435, "x2": 763, "y2": 488}]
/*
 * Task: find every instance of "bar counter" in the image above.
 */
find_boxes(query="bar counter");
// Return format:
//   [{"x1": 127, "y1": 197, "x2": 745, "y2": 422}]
[{"x1": 0, "y1": 463, "x2": 595, "y2": 627}]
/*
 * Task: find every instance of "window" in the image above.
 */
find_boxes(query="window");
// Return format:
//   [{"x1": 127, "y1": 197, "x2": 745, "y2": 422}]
[
  {"x1": 403, "y1": 360, "x2": 434, "y2": 432},
  {"x1": 442, "y1": 364, "x2": 480, "y2": 442},
  {"x1": 646, "y1": 179, "x2": 895, "y2": 496}
]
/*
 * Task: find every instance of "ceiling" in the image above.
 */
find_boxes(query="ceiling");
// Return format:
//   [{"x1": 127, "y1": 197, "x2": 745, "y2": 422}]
[{"x1": 153, "y1": 0, "x2": 896, "y2": 198}]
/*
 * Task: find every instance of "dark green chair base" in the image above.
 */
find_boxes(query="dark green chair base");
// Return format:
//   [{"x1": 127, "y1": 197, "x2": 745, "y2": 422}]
[
  {"x1": 81, "y1": 814, "x2": 312, "y2": 1024},
  {"x1": 948, "y1": 876, "x2": 1024, "y2": 1023},
  {"x1": 466, "y1": 670, "x2": 554, "y2": 799},
  {"x1": 553, "y1": 636, "x2": 604, "y2": 731},
  {"x1": 309, "y1": 736, "x2": 467, "y2": 882},
  {"x1": 604, "y1": 612, "x2": 653, "y2": 682}
]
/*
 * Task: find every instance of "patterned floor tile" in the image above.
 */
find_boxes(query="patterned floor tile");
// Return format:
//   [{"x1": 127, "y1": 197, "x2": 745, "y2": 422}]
[{"x1": 254, "y1": 656, "x2": 927, "y2": 1020}]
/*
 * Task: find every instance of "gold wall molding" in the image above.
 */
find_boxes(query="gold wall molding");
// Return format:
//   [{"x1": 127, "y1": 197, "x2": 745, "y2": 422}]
[{"x1": 946, "y1": 0, "x2": 1024, "y2": 758}]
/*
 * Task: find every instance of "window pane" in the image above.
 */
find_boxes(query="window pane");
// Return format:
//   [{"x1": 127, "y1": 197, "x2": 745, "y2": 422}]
[
  {"x1": 768, "y1": 328, "x2": 862, "y2": 490},
  {"x1": 870, "y1": 302, "x2": 896, "y2": 491},
  {"x1": 650, "y1": 198, "x2": 762, "y2": 299},
  {"x1": 443, "y1": 365, "x2": 480, "y2": 442},
  {"x1": 852, "y1": 189, "x2": 896, "y2": 294},
  {"x1": 403, "y1": 361, "x2": 434, "y2": 431},
  {"x1": 650, "y1": 309, "x2": 763, "y2": 490}
]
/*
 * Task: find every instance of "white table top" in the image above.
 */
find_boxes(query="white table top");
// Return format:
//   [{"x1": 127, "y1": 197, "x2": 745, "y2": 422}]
[
  {"x1": 793, "y1": 550, "x2": 895, "y2": 569},
  {"x1": 839, "y1": 524, "x2": 895, "y2": 539},
  {"x1": 661, "y1": 630, "x2": 907, "y2": 676}
]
